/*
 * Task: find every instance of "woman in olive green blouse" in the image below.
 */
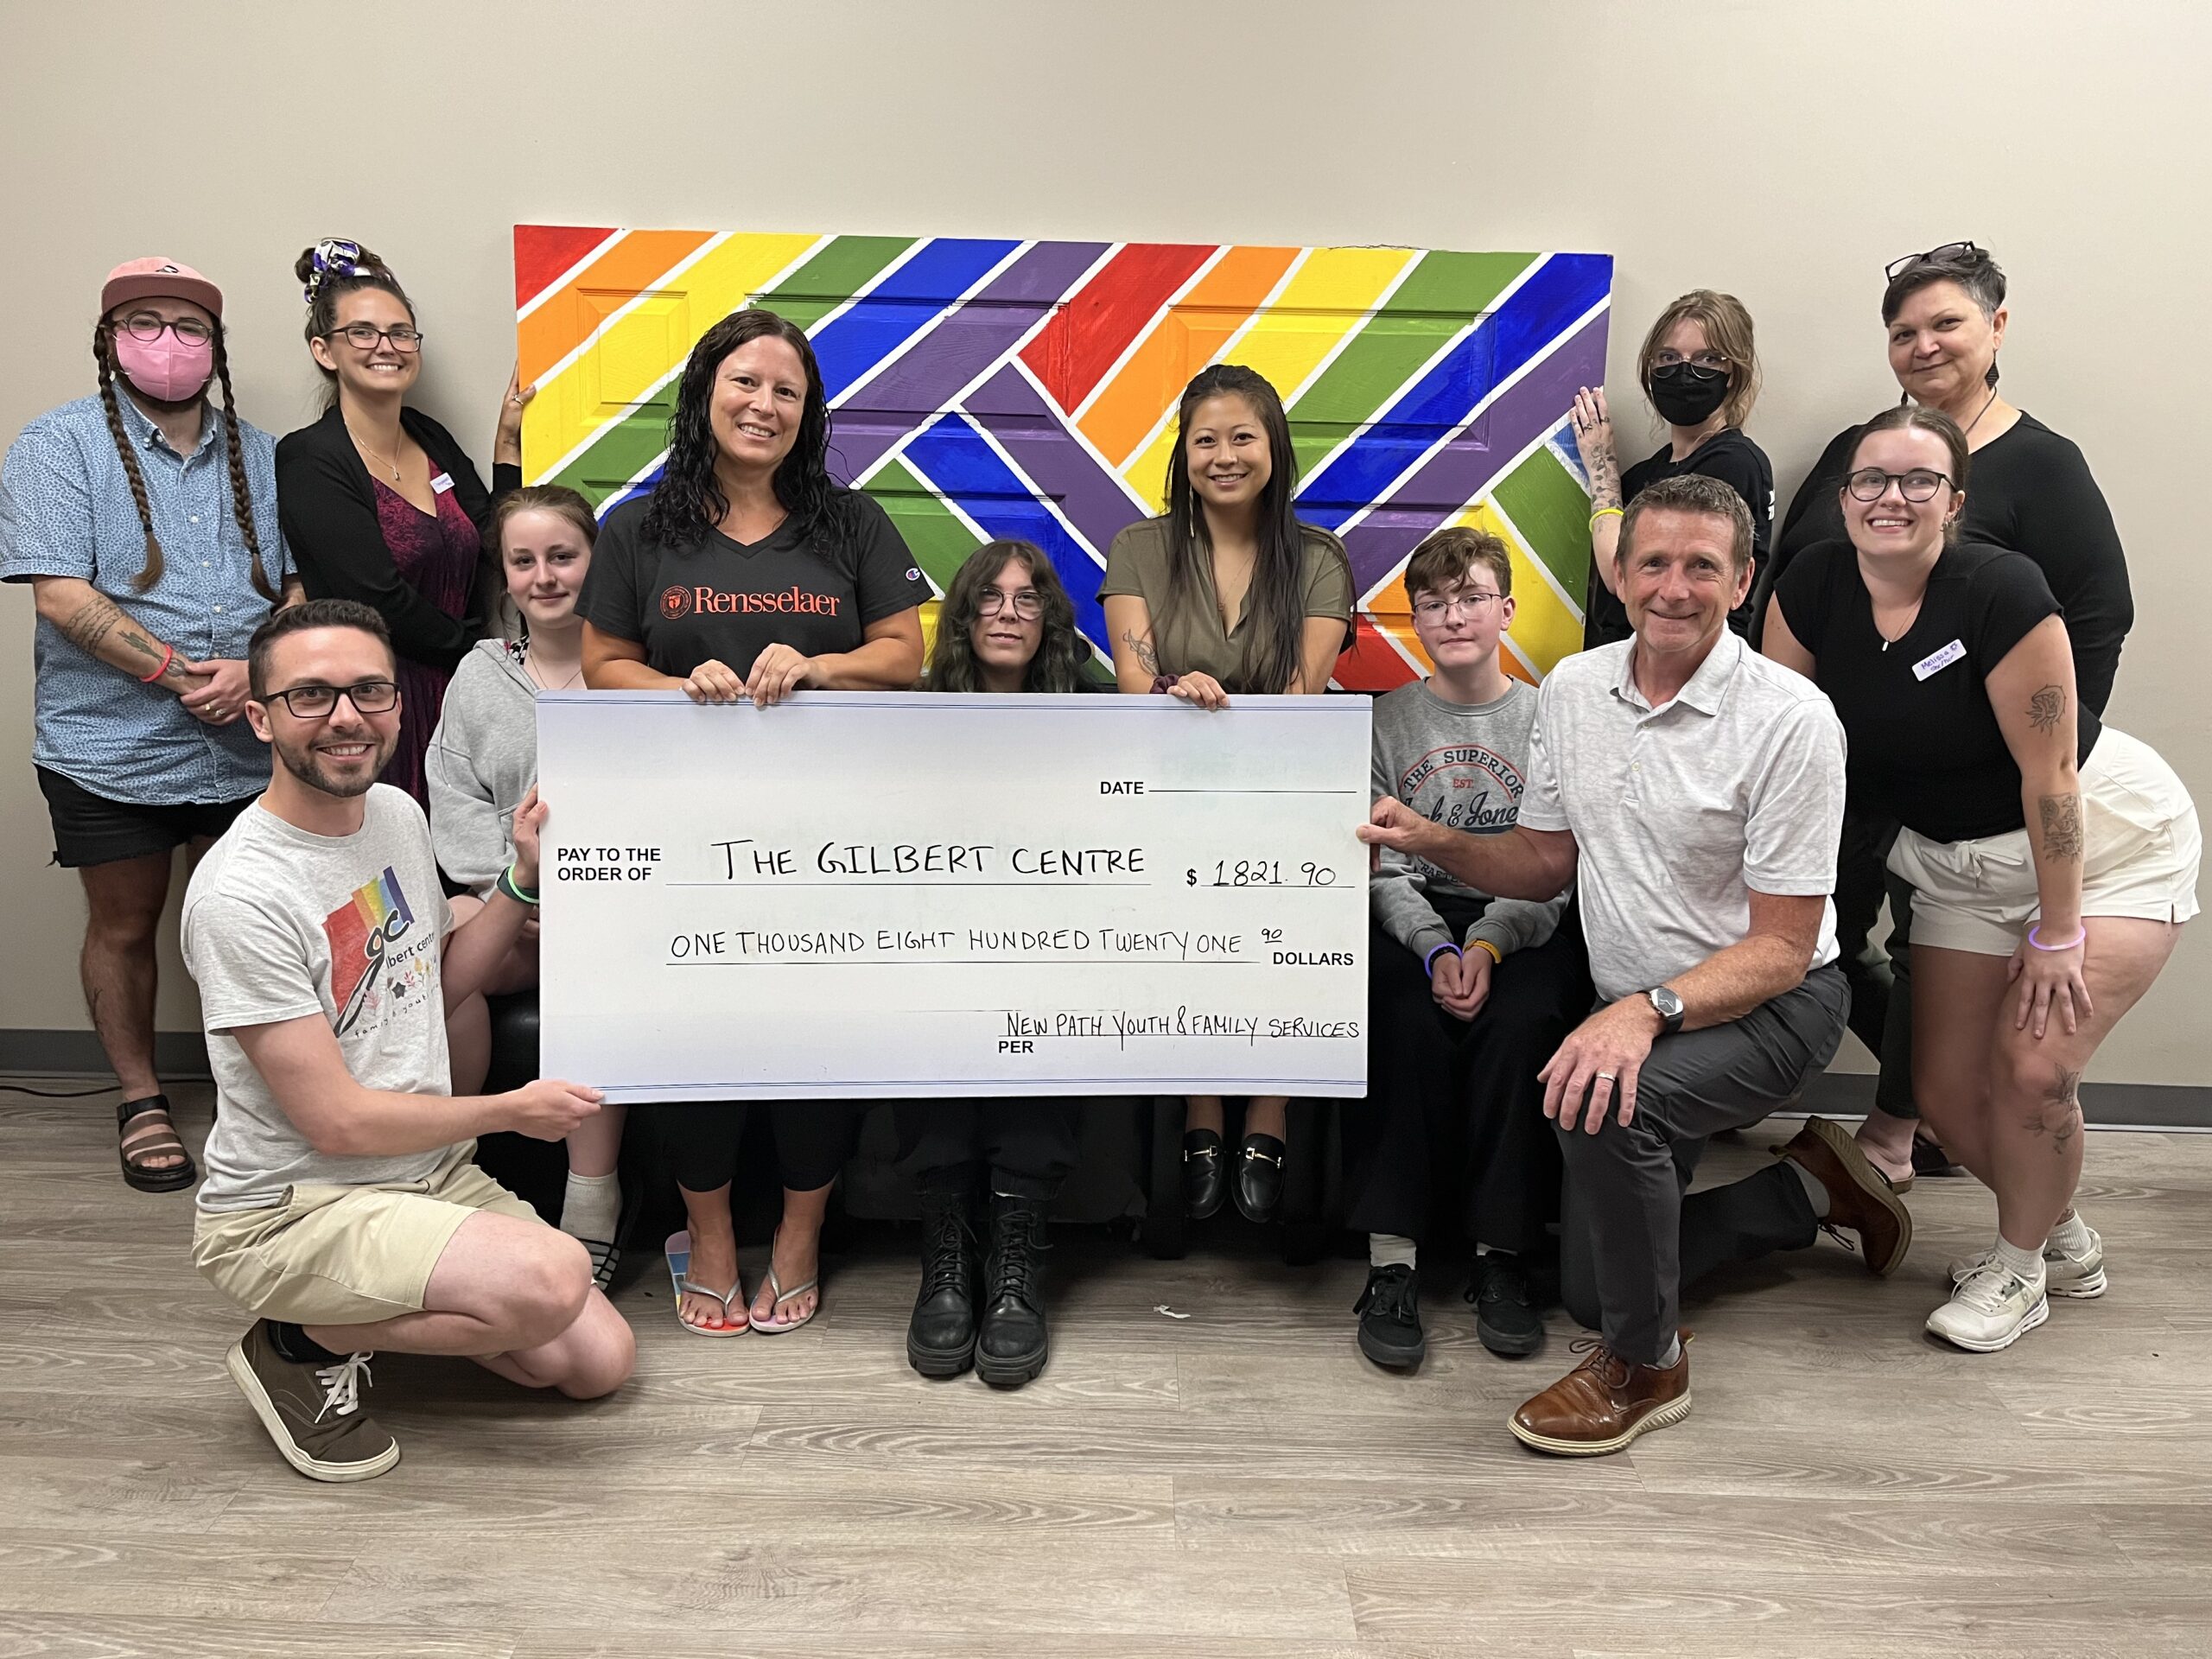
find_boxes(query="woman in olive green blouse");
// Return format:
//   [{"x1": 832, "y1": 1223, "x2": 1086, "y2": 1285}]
[{"x1": 1100, "y1": 362, "x2": 1354, "y2": 1226}]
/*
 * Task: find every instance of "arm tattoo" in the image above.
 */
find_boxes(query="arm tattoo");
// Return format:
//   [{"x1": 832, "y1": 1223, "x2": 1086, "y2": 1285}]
[
  {"x1": 2027, "y1": 684, "x2": 2065, "y2": 734},
  {"x1": 56, "y1": 590, "x2": 179, "y2": 685},
  {"x1": 2037, "y1": 793, "x2": 2084, "y2": 861},
  {"x1": 1122, "y1": 628, "x2": 1160, "y2": 677}
]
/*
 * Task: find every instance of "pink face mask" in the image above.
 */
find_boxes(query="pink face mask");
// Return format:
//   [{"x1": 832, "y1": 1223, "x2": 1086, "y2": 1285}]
[{"x1": 113, "y1": 328, "x2": 215, "y2": 403}]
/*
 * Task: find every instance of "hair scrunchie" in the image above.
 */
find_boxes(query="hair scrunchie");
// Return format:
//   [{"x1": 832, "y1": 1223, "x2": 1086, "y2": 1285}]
[{"x1": 304, "y1": 238, "x2": 368, "y2": 304}]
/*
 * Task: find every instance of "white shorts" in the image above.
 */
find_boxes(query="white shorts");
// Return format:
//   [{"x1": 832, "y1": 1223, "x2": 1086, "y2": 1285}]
[{"x1": 1887, "y1": 728, "x2": 2201, "y2": 957}]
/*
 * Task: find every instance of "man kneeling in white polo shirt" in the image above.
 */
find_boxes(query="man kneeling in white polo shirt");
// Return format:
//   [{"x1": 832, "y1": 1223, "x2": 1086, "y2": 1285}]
[
  {"x1": 184, "y1": 599, "x2": 633, "y2": 1482},
  {"x1": 1362, "y1": 474, "x2": 1910, "y2": 1455}
]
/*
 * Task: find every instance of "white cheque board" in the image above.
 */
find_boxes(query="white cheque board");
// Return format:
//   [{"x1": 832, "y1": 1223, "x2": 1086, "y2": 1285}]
[{"x1": 537, "y1": 690, "x2": 1370, "y2": 1102}]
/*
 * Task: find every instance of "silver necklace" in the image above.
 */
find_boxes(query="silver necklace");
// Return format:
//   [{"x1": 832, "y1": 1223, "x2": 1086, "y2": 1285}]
[{"x1": 524, "y1": 647, "x2": 582, "y2": 691}]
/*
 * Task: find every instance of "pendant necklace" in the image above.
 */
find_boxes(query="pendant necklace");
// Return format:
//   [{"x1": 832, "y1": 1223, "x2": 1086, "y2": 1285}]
[{"x1": 346, "y1": 420, "x2": 402, "y2": 484}]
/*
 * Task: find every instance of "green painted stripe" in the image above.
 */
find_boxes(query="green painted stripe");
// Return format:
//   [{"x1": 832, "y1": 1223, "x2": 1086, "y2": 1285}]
[
  {"x1": 762, "y1": 236, "x2": 918, "y2": 334},
  {"x1": 863, "y1": 458, "x2": 983, "y2": 593},
  {"x1": 550, "y1": 406, "x2": 672, "y2": 512},
  {"x1": 1490, "y1": 443, "x2": 1592, "y2": 598},
  {"x1": 1287, "y1": 251, "x2": 1536, "y2": 479}
]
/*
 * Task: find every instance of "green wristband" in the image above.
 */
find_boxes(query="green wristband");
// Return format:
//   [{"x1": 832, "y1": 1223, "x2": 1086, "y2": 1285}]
[{"x1": 497, "y1": 863, "x2": 540, "y2": 906}]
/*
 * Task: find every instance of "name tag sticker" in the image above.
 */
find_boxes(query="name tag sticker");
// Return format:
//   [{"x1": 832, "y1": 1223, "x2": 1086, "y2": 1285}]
[
  {"x1": 430, "y1": 473, "x2": 455, "y2": 495},
  {"x1": 1912, "y1": 639, "x2": 1967, "y2": 682}
]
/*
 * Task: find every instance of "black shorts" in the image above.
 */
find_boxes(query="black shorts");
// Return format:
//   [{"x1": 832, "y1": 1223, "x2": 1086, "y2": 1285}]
[{"x1": 36, "y1": 766, "x2": 256, "y2": 869}]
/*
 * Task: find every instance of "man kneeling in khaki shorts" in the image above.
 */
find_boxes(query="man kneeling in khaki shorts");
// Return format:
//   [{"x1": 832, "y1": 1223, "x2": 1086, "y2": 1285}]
[{"x1": 183, "y1": 599, "x2": 633, "y2": 1482}]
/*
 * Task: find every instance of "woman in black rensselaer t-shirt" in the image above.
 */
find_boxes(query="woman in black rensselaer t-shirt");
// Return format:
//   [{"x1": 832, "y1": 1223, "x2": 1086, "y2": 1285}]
[
  {"x1": 578, "y1": 307, "x2": 928, "y2": 1338},
  {"x1": 1764, "y1": 404, "x2": 2196, "y2": 1357}
]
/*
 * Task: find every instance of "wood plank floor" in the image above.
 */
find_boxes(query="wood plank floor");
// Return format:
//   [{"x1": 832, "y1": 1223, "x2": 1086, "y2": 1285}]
[{"x1": 3, "y1": 1079, "x2": 2209, "y2": 1658}]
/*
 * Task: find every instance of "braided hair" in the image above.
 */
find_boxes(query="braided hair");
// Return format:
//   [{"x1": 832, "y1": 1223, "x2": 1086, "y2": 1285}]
[{"x1": 92, "y1": 320, "x2": 276, "y2": 601}]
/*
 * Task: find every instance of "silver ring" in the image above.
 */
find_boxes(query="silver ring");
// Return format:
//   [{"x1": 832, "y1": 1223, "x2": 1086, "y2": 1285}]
[{"x1": 1596, "y1": 1071, "x2": 1617, "y2": 1082}]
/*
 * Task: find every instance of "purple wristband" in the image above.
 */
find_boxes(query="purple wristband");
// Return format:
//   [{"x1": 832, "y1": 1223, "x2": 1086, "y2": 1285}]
[
  {"x1": 1423, "y1": 941, "x2": 1461, "y2": 978},
  {"x1": 2027, "y1": 923, "x2": 2087, "y2": 951}
]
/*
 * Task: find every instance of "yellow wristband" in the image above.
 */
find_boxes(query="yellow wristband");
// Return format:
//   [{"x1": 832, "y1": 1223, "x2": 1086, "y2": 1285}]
[
  {"x1": 1588, "y1": 506, "x2": 1624, "y2": 529},
  {"x1": 1468, "y1": 938, "x2": 1503, "y2": 965}
]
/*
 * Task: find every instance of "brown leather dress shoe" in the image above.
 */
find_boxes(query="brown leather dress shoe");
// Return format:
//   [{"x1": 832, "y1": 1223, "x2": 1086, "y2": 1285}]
[
  {"x1": 1779, "y1": 1116, "x2": 1913, "y2": 1275},
  {"x1": 1510, "y1": 1338, "x2": 1691, "y2": 1456}
]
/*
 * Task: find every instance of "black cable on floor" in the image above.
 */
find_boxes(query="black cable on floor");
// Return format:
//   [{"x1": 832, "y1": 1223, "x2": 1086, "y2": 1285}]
[{"x1": 0, "y1": 1082, "x2": 117, "y2": 1098}]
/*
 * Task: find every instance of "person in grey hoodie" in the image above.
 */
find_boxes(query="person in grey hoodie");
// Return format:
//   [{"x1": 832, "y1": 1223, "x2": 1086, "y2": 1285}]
[
  {"x1": 1348, "y1": 528, "x2": 1592, "y2": 1371},
  {"x1": 427, "y1": 486, "x2": 626, "y2": 1290}
]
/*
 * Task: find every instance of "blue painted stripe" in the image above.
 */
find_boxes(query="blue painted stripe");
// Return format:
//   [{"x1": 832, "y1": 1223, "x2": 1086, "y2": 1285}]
[
  {"x1": 809, "y1": 238, "x2": 1024, "y2": 404},
  {"x1": 1295, "y1": 254, "x2": 1613, "y2": 531},
  {"x1": 902, "y1": 414, "x2": 1111, "y2": 650}
]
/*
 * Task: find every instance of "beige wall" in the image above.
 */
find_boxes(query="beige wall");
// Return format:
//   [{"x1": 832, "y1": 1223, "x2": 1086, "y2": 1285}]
[{"x1": 3, "y1": 1, "x2": 2204, "y2": 1083}]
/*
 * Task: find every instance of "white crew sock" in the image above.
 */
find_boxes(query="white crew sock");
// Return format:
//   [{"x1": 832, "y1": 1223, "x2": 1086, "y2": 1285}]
[
  {"x1": 1789, "y1": 1159, "x2": 1831, "y2": 1219},
  {"x1": 2048, "y1": 1211, "x2": 2091, "y2": 1255},
  {"x1": 1991, "y1": 1236, "x2": 2044, "y2": 1284},
  {"x1": 560, "y1": 1170, "x2": 620, "y2": 1242},
  {"x1": 1654, "y1": 1334, "x2": 1682, "y2": 1368},
  {"x1": 1369, "y1": 1233, "x2": 1417, "y2": 1270}
]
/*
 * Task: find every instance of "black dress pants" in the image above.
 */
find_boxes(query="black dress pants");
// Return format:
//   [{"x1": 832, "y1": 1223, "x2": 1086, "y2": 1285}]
[
  {"x1": 895, "y1": 1100, "x2": 1080, "y2": 1201},
  {"x1": 1341, "y1": 911, "x2": 1592, "y2": 1253},
  {"x1": 662, "y1": 1101, "x2": 863, "y2": 1195},
  {"x1": 1832, "y1": 807, "x2": 1921, "y2": 1120}
]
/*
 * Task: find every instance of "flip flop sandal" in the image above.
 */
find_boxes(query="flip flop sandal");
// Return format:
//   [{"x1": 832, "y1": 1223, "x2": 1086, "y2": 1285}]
[
  {"x1": 117, "y1": 1095, "x2": 195, "y2": 1192},
  {"x1": 664, "y1": 1230, "x2": 747, "y2": 1338},
  {"x1": 749, "y1": 1266, "x2": 821, "y2": 1334},
  {"x1": 581, "y1": 1239, "x2": 621, "y2": 1295}
]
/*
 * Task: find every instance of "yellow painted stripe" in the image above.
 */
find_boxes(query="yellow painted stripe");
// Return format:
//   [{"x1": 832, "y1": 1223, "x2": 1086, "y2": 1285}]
[
  {"x1": 523, "y1": 231, "x2": 820, "y2": 477},
  {"x1": 1117, "y1": 245, "x2": 1414, "y2": 508}
]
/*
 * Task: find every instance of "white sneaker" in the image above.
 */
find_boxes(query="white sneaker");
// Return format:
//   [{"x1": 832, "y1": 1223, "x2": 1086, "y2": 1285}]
[
  {"x1": 1949, "y1": 1224, "x2": 2107, "y2": 1299},
  {"x1": 1927, "y1": 1263, "x2": 2050, "y2": 1352}
]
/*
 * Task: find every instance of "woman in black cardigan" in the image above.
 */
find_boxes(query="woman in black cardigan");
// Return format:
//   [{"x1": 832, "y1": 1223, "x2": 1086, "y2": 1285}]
[{"x1": 276, "y1": 239, "x2": 524, "y2": 804}]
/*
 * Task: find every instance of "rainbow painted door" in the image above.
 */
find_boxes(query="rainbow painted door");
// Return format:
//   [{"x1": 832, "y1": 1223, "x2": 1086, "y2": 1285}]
[{"x1": 515, "y1": 228, "x2": 1611, "y2": 689}]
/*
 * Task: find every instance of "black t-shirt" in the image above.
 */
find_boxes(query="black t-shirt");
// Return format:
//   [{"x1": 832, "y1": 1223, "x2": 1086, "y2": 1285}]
[
  {"x1": 576, "y1": 491, "x2": 931, "y2": 679},
  {"x1": 1583, "y1": 427, "x2": 1772, "y2": 649},
  {"x1": 1765, "y1": 412, "x2": 2133, "y2": 714},
  {"x1": 1775, "y1": 537, "x2": 2100, "y2": 843}
]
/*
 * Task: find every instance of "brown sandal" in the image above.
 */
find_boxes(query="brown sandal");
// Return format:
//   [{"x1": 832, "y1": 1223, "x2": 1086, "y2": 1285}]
[{"x1": 118, "y1": 1095, "x2": 196, "y2": 1192}]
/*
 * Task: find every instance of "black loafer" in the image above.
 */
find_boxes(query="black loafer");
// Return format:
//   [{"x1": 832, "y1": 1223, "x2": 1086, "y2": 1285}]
[
  {"x1": 1183, "y1": 1130, "x2": 1226, "y2": 1220},
  {"x1": 1354, "y1": 1263, "x2": 1424, "y2": 1369},
  {"x1": 1468, "y1": 1253, "x2": 1544, "y2": 1357},
  {"x1": 1233, "y1": 1133, "x2": 1286, "y2": 1224}
]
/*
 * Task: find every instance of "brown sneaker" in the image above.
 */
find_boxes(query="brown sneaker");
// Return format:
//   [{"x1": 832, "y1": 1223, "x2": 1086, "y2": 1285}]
[
  {"x1": 1510, "y1": 1338, "x2": 1692, "y2": 1456},
  {"x1": 1779, "y1": 1116, "x2": 1913, "y2": 1275},
  {"x1": 225, "y1": 1321, "x2": 400, "y2": 1483}
]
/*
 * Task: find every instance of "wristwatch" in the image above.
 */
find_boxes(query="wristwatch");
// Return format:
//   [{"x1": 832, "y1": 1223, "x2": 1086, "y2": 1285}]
[{"x1": 1645, "y1": 985, "x2": 1685, "y2": 1037}]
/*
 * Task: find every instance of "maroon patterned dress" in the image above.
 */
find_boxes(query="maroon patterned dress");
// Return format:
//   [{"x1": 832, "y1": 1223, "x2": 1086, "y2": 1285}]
[{"x1": 371, "y1": 477, "x2": 481, "y2": 804}]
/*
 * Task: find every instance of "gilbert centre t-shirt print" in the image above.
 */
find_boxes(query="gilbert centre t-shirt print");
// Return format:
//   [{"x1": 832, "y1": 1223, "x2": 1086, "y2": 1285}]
[
  {"x1": 183, "y1": 785, "x2": 455, "y2": 1213},
  {"x1": 576, "y1": 490, "x2": 931, "y2": 680}
]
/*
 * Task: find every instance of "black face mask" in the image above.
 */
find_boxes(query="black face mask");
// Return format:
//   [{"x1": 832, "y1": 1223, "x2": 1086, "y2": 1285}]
[{"x1": 1649, "y1": 360, "x2": 1731, "y2": 428}]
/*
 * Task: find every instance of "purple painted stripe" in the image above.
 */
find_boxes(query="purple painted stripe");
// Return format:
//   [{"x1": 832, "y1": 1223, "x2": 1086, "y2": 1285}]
[
  {"x1": 962, "y1": 363, "x2": 1150, "y2": 559},
  {"x1": 1341, "y1": 313, "x2": 1608, "y2": 593},
  {"x1": 830, "y1": 241, "x2": 1111, "y2": 481}
]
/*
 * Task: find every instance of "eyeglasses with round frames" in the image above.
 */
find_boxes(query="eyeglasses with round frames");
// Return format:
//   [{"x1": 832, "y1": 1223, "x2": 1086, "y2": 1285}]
[
  {"x1": 977, "y1": 589, "x2": 1042, "y2": 620},
  {"x1": 117, "y1": 311, "x2": 213, "y2": 346},
  {"x1": 1411, "y1": 592, "x2": 1505, "y2": 622},
  {"x1": 326, "y1": 323, "x2": 423, "y2": 353},
  {"x1": 261, "y1": 680, "x2": 400, "y2": 720},
  {"x1": 1845, "y1": 467, "x2": 1954, "y2": 503}
]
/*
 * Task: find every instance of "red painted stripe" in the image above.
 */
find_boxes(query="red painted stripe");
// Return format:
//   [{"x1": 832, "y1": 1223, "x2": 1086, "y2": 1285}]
[
  {"x1": 1337, "y1": 614, "x2": 1421, "y2": 693},
  {"x1": 1020, "y1": 242, "x2": 1214, "y2": 413},
  {"x1": 513, "y1": 225, "x2": 618, "y2": 311}
]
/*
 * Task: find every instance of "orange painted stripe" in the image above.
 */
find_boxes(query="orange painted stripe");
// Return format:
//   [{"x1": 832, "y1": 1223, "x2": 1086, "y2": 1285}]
[
  {"x1": 517, "y1": 229, "x2": 716, "y2": 385},
  {"x1": 1077, "y1": 244, "x2": 1300, "y2": 475}
]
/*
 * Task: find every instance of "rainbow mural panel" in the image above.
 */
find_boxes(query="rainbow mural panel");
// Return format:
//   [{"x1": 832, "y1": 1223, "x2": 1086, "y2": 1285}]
[{"x1": 515, "y1": 227, "x2": 1611, "y2": 690}]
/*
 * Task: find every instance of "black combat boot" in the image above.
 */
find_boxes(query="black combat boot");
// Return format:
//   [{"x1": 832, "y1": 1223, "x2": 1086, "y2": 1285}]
[
  {"x1": 976, "y1": 1192, "x2": 1052, "y2": 1388},
  {"x1": 906, "y1": 1182, "x2": 979, "y2": 1376}
]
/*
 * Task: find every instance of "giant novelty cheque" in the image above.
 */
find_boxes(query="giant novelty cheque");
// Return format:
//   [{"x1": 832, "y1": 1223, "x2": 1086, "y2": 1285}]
[{"x1": 537, "y1": 690, "x2": 1371, "y2": 1102}]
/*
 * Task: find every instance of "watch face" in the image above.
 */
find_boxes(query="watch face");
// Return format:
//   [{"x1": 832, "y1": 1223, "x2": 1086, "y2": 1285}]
[{"x1": 1650, "y1": 987, "x2": 1683, "y2": 1018}]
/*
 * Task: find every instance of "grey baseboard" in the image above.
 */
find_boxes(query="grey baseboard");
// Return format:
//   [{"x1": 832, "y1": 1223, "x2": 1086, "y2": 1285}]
[
  {"x1": 0, "y1": 1029, "x2": 211, "y2": 1080},
  {"x1": 1796, "y1": 1069, "x2": 2212, "y2": 1132}
]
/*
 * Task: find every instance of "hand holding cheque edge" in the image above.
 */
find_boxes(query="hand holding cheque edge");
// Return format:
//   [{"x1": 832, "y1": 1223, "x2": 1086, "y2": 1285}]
[{"x1": 497, "y1": 786, "x2": 600, "y2": 1139}]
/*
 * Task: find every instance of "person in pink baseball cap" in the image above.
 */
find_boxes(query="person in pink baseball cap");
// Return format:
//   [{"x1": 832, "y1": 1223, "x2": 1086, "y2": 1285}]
[{"x1": 0, "y1": 258, "x2": 302, "y2": 1192}]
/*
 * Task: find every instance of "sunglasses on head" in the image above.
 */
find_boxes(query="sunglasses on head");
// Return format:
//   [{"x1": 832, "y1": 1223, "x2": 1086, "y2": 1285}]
[{"x1": 1885, "y1": 241, "x2": 1981, "y2": 283}]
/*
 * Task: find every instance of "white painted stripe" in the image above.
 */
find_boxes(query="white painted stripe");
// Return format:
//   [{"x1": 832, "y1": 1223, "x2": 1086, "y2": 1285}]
[
  {"x1": 1484, "y1": 495, "x2": 1586, "y2": 618},
  {"x1": 830, "y1": 240, "x2": 1036, "y2": 412},
  {"x1": 957, "y1": 410, "x2": 1109, "y2": 568},
  {"x1": 1279, "y1": 248, "x2": 1427, "y2": 411},
  {"x1": 517, "y1": 228, "x2": 628, "y2": 323},
  {"x1": 797, "y1": 235, "x2": 937, "y2": 340},
  {"x1": 1067, "y1": 245, "x2": 1233, "y2": 426}
]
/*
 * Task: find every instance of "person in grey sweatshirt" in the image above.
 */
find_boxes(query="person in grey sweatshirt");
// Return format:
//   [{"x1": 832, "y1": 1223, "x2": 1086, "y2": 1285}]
[
  {"x1": 426, "y1": 486, "x2": 626, "y2": 1291},
  {"x1": 1348, "y1": 528, "x2": 1592, "y2": 1370}
]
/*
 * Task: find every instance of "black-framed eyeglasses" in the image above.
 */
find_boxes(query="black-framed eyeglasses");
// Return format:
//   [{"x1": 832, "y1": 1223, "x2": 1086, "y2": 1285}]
[
  {"x1": 1412, "y1": 592, "x2": 1505, "y2": 621},
  {"x1": 1885, "y1": 241, "x2": 1980, "y2": 282},
  {"x1": 116, "y1": 311, "x2": 213, "y2": 346},
  {"x1": 1845, "y1": 467, "x2": 1954, "y2": 503},
  {"x1": 977, "y1": 589, "x2": 1042, "y2": 620},
  {"x1": 326, "y1": 323, "x2": 423, "y2": 353},
  {"x1": 1652, "y1": 349, "x2": 1729, "y2": 372},
  {"x1": 262, "y1": 680, "x2": 400, "y2": 719}
]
